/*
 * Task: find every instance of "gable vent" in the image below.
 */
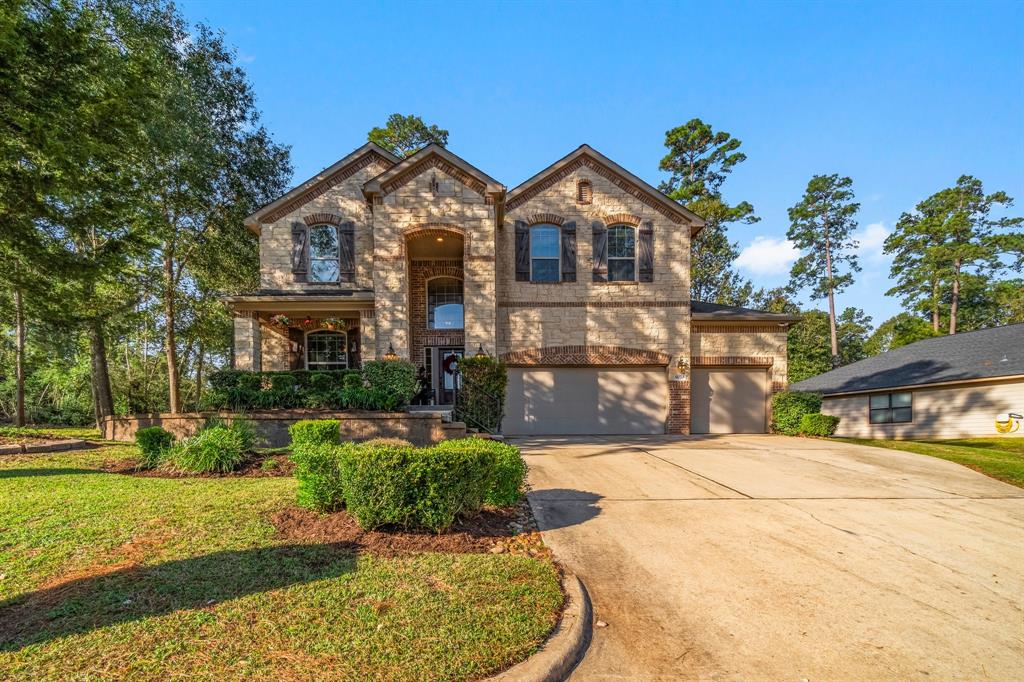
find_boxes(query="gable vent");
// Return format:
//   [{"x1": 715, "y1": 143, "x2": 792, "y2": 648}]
[{"x1": 577, "y1": 179, "x2": 593, "y2": 205}]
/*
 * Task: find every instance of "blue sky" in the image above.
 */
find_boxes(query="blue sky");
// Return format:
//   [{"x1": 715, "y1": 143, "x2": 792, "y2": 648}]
[{"x1": 179, "y1": 0, "x2": 1023, "y2": 327}]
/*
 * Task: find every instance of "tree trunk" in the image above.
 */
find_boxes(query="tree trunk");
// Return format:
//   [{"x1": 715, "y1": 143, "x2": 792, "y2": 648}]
[
  {"x1": 823, "y1": 226, "x2": 839, "y2": 368},
  {"x1": 931, "y1": 277, "x2": 940, "y2": 332},
  {"x1": 163, "y1": 248, "x2": 181, "y2": 413},
  {"x1": 89, "y1": 318, "x2": 115, "y2": 424},
  {"x1": 195, "y1": 341, "x2": 204, "y2": 411},
  {"x1": 949, "y1": 257, "x2": 962, "y2": 335},
  {"x1": 14, "y1": 287, "x2": 26, "y2": 427}
]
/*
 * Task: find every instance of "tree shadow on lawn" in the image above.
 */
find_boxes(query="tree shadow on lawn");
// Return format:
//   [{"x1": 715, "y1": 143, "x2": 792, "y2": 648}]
[
  {"x1": 0, "y1": 468, "x2": 103, "y2": 479},
  {"x1": 0, "y1": 542, "x2": 357, "y2": 651}
]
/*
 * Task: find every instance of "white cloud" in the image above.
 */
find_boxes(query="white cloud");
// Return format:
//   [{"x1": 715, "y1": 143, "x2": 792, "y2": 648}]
[
  {"x1": 855, "y1": 222, "x2": 891, "y2": 263},
  {"x1": 735, "y1": 236, "x2": 799, "y2": 276}
]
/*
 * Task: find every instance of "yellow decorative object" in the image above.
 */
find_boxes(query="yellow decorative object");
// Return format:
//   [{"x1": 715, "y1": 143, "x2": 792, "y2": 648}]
[{"x1": 994, "y1": 413, "x2": 1022, "y2": 434}]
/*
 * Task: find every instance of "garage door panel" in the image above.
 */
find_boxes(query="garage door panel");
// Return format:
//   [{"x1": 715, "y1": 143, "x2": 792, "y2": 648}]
[
  {"x1": 505, "y1": 367, "x2": 667, "y2": 435},
  {"x1": 691, "y1": 368, "x2": 767, "y2": 434}
]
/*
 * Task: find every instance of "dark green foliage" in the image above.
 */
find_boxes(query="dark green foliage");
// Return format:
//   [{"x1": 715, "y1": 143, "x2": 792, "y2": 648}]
[
  {"x1": 771, "y1": 391, "x2": 823, "y2": 436},
  {"x1": 368, "y1": 113, "x2": 449, "y2": 157},
  {"x1": 203, "y1": 416, "x2": 258, "y2": 451},
  {"x1": 203, "y1": 370, "x2": 359, "y2": 410},
  {"x1": 788, "y1": 308, "x2": 871, "y2": 382},
  {"x1": 864, "y1": 313, "x2": 940, "y2": 355},
  {"x1": 291, "y1": 442, "x2": 352, "y2": 511},
  {"x1": 166, "y1": 426, "x2": 247, "y2": 473},
  {"x1": 455, "y1": 356, "x2": 508, "y2": 432},
  {"x1": 361, "y1": 361, "x2": 418, "y2": 411},
  {"x1": 289, "y1": 419, "x2": 340, "y2": 447},
  {"x1": 135, "y1": 427, "x2": 174, "y2": 469},
  {"x1": 435, "y1": 438, "x2": 526, "y2": 506},
  {"x1": 799, "y1": 413, "x2": 841, "y2": 437}
]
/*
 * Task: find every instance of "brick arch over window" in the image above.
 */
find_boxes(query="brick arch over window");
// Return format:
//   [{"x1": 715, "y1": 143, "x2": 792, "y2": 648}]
[
  {"x1": 501, "y1": 345, "x2": 671, "y2": 367},
  {"x1": 409, "y1": 260, "x2": 465, "y2": 368},
  {"x1": 303, "y1": 213, "x2": 345, "y2": 227},
  {"x1": 402, "y1": 223, "x2": 471, "y2": 259},
  {"x1": 603, "y1": 213, "x2": 642, "y2": 227},
  {"x1": 528, "y1": 213, "x2": 565, "y2": 226}
]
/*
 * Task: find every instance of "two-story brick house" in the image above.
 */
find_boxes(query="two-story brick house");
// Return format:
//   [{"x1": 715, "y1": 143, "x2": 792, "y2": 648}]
[{"x1": 227, "y1": 142, "x2": 799, "y2": 435}]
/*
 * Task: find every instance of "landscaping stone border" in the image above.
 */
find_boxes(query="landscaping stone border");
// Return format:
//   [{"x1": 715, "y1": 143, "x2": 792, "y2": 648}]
[
  {"x1": 0, "y1": 439, "x2": 94, "y2": 455},
  {"x1": 489, "y1": 573, "x2": 592, "y2": 681}
]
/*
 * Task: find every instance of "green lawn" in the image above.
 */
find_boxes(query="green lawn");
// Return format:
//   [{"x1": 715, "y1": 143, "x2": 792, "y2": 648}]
[
  {"x1": 0, "y1": 425, "x2": 103, "y2": 441},
  {"x1": 0, "y1": 446, "x2": 562, "y2": 681},
  {"x1": 836, "y1": 437, "x2": 1024, "y2": 488}
]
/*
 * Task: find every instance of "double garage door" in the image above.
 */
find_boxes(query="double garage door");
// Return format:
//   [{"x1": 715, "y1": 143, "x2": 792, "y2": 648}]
[{"x1": 503, "y1": 366, "x2": 767, "y2": 435}]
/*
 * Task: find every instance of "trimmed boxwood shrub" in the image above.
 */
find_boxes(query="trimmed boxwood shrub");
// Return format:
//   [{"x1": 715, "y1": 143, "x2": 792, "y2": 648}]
[
  {"x1": 770, "y1": 391, "x2": 823, "y2": 436},
  {"x1": 799, "y1": 413, "x2": 841, "y2": 437},
  {"x1": 434, "y1": 438, "x2": 525, "y2": 506},
  {"x1": 136, "y1": 426, "x2": 173, "y2": 469},
  {"x1": 203, "y1": 366, "x2": 412, "y2": 411},
  {"x1": 291, "y1": 442, "x2": 353, "y2": 511},
  {"x1": 289, "y1": 419, "x2": 340, "y2": 447},
  {"x1": 454, "y1": 355, "x2": 507, "y2": 432},
  {"x1": 166, "y1": 426, "x2": 247, "y2": 474},
  {"x1": 361, "y1": 360, "x2": 418, "y2": 411}
]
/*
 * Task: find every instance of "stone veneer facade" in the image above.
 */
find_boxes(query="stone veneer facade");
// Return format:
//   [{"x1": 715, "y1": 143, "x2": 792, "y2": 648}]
[{"x1": 229, "y1": 142, "x2": 794, "y2": 434}]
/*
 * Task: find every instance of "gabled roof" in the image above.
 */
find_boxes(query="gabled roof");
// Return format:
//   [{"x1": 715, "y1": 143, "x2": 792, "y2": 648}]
[
  {"x1": 243, "y1": 142, "x2": 402, "y2": 234},
  {"x1": 362, "y1": 143, "x2": 505, "y2": 200},
  {"x1": 691, "y1": 301, "x2": 802, "y2": 323},
  {"x1": 505, "y1": 144, "x2": 706, "y2": 234},
  {"x1": 790, "y1": 323, "x2": 1024, "y2": 396}
]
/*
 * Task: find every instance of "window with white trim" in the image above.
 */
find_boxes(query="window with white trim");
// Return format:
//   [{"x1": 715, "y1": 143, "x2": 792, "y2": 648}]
[
  {"x1": 607, "y1": 225, "x2": 636, "y2": 281},
  {"x1": 869, "y1": 391, "x2": 913, "y2": 424},
  {"x1": 308, "y1": 225, "x2": 339, "y2": 282},
  {"x1": 427, "y1": 277, "x2": 463, "y2": 329},
  {"x1": 306, "y1": 331, "x2": 348, "y2": 370},
  {"x1": 530, "y1": 224, "x2": 560, "y2": 282}
]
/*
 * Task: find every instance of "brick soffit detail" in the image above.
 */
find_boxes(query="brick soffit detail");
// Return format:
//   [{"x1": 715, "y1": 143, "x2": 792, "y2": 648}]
[
  {"x1": 501, "y1": 345, "x2": 671, "y2": 367},
  {"x1": 691, "y1": 356, "x2": 774, "y2": 367},
  {"x1": 260, "y1": 151, "x2": 394, "y2": 224},
  {"x1": 505, "y1": 155, "x2": 686, "y2": 225},
  {"x1": 381, "y1": 155, "x2": 488, "y2": 197}
]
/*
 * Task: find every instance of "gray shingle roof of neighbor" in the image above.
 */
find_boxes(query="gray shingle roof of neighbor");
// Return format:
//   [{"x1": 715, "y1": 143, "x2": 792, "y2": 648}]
[
  {"x1": 790, "y1": 323, "x2": 1024, "y2": 396},
  {"x1": 690, "y1": 301, "x2": 802, "y2": 322}
]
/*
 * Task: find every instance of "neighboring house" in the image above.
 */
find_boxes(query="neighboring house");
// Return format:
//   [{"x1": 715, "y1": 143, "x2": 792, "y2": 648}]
[
  {"x1": 227, "y1": 142, "x2": 799, "y2": 435},
  {"x1": 791, "y1": 323, "x2": 1024, "y2": 439}
]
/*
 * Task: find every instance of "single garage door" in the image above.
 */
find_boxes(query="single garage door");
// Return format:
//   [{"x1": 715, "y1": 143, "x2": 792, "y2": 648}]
[
  {"x1": 504, "y1": 367, "x2": 667, "y2": 435},
  {"x1": 691, "y1": 368, "x2": 768, "y2": 434}
]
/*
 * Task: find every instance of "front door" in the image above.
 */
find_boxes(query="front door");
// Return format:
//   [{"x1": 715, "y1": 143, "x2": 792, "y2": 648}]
[{"x1": 425, "y1": 347, "x2": 462, "y2": 405}]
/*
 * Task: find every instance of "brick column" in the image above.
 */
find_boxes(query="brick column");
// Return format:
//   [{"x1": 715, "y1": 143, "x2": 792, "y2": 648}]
[{"x1": 666, "y1": 379, "x2": 690, "y2": 435}]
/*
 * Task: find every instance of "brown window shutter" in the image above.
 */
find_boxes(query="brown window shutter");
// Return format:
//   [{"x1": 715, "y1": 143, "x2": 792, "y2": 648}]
[
  {"x1": 291, "y1": 222, "x2": 308, "y2": 283},
  {"x1": 591, "y1": 221, "x2": 607, "y2": 282},
  {"x1": 560, "y1": 221, "x2": 577, "y2": 282},
  {"x1": 338, "y1": 221, "x2": 355, "y2": 283},
  {"x1": 288, "y1": 327, "x2": 305, "y2": 370},
  {"x1": 638, "y1": 220, "x2": 654, "y2": 282},
  {"x1": 514, "y1": 220, "x2": 530, "y2": 281}
]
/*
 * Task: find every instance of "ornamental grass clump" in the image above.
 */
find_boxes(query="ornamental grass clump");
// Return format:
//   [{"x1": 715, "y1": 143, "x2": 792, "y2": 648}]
[{"x1": 165, "y1": 426, "x2": 247, "y2": 474}]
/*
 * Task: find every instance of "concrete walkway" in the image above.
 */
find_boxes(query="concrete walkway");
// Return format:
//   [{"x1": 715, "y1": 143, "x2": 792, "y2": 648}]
[{"x1": 518, "y1": 435, "x2": 1024, "y2": 681}]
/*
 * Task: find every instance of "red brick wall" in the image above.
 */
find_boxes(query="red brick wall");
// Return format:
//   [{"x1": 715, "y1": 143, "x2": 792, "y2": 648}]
[
  {"x1": 667, "y1": 379, "x2": 691, "y2": 435},
  {"x1": 409, "y1": 259, "x2": 465, "y2": 367}
]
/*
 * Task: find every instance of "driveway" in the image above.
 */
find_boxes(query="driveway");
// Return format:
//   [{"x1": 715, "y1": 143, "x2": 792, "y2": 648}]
[{"x1": 518, "y1": 435, "x2": 1024, "y2": 681}]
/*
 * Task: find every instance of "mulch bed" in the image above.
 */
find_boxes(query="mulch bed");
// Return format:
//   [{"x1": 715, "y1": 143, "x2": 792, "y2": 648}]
[
  {"x1": 102, "y1": 453, "x2": 295, "y2": 478},
  {"x1": 270, "y1": 501, "x2": 548, "y2": 557}
]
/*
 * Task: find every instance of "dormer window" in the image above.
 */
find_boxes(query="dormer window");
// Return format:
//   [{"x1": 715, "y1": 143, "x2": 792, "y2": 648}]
[{"x1": 308, "y1": 224, "x2": 340, "y2": 282}]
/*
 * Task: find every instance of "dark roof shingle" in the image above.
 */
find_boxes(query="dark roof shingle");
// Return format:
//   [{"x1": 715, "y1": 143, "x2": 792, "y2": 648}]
[{"x1": 790, "y1": 323, "x2": 1024, "y2": 395}]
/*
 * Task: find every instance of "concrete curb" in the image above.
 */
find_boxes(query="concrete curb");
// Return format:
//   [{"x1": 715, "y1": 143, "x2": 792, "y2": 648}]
[
  {"x1": 0, "y1": 438, "x2": 94, "y2": 455},
  {"x1": 489, "y1": 572, "x2": 592, "y2": 682}
]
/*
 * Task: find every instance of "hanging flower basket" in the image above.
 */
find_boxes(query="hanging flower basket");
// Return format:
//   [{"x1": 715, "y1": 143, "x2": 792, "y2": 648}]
[
  {"x1": 270, "y1": 314, "x2": 291, "y2": 329},
  {"x1": 321, "y1": 317, "x2": 348, "y2": 331}
]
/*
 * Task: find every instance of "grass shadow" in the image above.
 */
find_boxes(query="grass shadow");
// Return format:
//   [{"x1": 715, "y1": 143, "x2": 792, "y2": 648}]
[
  {"x1": 0, "y1": 468, "x2": 103, "y2": 479},
  {"x1": 0, "y1": 542, "x2": 358, "y2": 651}
]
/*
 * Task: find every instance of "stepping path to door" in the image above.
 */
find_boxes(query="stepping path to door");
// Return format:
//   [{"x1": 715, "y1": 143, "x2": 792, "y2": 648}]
[{"x1": 517, "y1": 434, "x2": 1024, "y2": 681}]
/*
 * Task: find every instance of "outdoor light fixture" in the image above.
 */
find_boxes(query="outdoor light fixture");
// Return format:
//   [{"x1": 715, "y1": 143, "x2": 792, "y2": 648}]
[
  {"x1": 436, "y1": 236, "x2": 444, "y2": 242},
  {"x1": 673, "y1": 357, "x2": 690, "y2": 382},
  {"x1": 383, "y1": 342, "x2": 398, "y2": 361},
  {"x1": 474, "y1": 343, "x2": 487, "y2": 358}
]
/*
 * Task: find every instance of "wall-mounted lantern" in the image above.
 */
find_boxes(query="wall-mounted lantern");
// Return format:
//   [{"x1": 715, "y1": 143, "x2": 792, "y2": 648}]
[
  {"x1": 383, "y1": 342, "x2": 398, "y2": 362},
  {"x1": 672, "y1": 357, "x2": 690, "y2": 382}
]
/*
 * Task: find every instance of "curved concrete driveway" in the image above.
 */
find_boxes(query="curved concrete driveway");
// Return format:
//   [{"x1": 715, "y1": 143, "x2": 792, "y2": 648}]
[{"x1": 518, "y1": 435, "x2": 1024, "y2": 681}]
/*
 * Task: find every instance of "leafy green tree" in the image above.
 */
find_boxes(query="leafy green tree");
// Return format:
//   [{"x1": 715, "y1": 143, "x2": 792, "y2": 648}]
[
  {"x1": 368, "y1": 113, "x2": 448, "y2": 158},
  {"x1": 787, "y1": 308, "x2": 871, "y2": 382},
  {"x1": 787, "y1": 175, "x2": 861, "y2": 368},
  {"x1": 864, "y1": 313, "x2": 940, "y2": 355},
  {"x1": 658, "y1": 118, "x2": 758, "y2": 303}
]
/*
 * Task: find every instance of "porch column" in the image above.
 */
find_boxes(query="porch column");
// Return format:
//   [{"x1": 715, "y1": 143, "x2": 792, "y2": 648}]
[{"x1": 233, "y1": 313, "x2": 262, "y2": 371}]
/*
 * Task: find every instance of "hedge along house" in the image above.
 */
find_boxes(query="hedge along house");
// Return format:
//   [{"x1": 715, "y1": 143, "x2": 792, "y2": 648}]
[
  {"x1": 790, "y1": 323, "x2": 1024, "y2": 439},
  {"x1": 229, "y1": 141, "x2": 800, "y2": 435}
]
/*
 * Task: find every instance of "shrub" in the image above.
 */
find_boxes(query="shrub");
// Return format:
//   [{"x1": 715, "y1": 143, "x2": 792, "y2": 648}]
[
  {"x1": 362, "y1": 360, "x2": 418, "y2": 411},
  {"x1": 362, "y1": 437, "x2": 413, "y2": 447},
  {"x1": 135, "y1": 426, "x2": 173, "y2": 469},
  {"x1": 289, "y1": 419, "x2": 340, "y2": 447},
  {"x1": 204, "y1": 416, "x2": 258, "y2": 451},
  {"x1": 799, "y1": 413, "x2": 841, "y2": 437},
  {"x1": 455, "y1": 356, "x2": 507, "y2": 432},
  {"x1": 166, "y1": 426, "x2": 247, "y2": 473},
  {"x1": 770, "y1": 391, "x2": 823, "y2": 436},
  {"x1": 435, "y1": 438, "x2": 525, "y2": 507},
  {"x1": 291, "y1": 442, "x2": 351, "y2": 511}
]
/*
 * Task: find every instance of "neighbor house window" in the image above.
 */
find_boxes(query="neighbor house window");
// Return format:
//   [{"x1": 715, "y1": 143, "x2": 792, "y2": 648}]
[
  {"x1": 306, "y1": 331, "x2": 347, "y2": 370},
  {"x1": 869, "y1": 392, "x2": 913, "y2": 424},
  {"x1": 607, "y1": 225, "x2": 636, "y2": 281},
  {"x1": 530, "y1": 224, "x2": 560, "y2": 282},
  {"x1": 309, "y1": 224, "x2": 339, "y2": 282},
  {"x1": 427, "y1": 277, "x2": 463, "y2": 329}
]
